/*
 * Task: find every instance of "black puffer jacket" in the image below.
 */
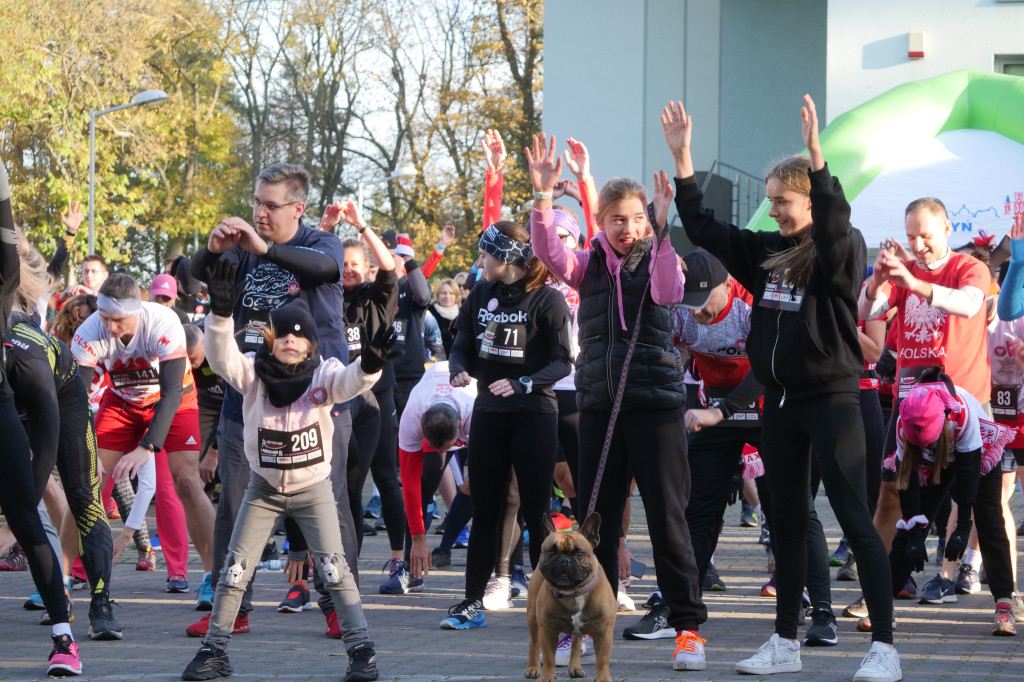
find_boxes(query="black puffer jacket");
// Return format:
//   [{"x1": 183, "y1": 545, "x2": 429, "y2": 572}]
[{"x1": 575, "y1": 240, "x2": 684, "y2": 412}]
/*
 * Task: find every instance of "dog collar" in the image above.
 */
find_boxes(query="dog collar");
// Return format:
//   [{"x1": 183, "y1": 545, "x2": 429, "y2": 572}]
[{"x1": 549, "y1": 571, "x2": 599, "y2": 599}]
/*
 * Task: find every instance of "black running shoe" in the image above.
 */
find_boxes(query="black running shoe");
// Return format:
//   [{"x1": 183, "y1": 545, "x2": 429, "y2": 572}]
[
  {"x1": 181, "y1": 645, "x2": 232, "y2": 680},
  {"x1": 836, "y1": 552, "x2": 858, "y2": 581},
  {"x1": 803, "y1": 606, "x2": 838, "y2": 646},
  {"x1": 344, "y1": 641, "x2": 380, "y2": 681},
  {"x1": 703, "y1": 564, "x2": 726, "y2": 592},
  {"x1": 622, "y1": 597, "x2": 674, "y2": 640},
  {"x1": 88, "y1": 595, "x2": 123, "y2": 640}
]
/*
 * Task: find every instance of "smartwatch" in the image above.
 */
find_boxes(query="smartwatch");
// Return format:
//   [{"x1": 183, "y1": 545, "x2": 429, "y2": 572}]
[{"x1": 518, "y1": 376, "x2": 533, "y2": 395}]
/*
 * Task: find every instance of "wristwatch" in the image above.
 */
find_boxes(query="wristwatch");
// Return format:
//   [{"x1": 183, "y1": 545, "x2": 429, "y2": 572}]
[{"x1": 518, "y1": 376, "x2": 533, "y2": 394}]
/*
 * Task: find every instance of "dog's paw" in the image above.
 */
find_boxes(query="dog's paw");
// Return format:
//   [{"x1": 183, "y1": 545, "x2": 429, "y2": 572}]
[
  {"x1": 524, "y1": 666, "x2": 540, "y2": 680},
  {"x1": 569, "y1": 666, "x2": 586, "y2": 679}
]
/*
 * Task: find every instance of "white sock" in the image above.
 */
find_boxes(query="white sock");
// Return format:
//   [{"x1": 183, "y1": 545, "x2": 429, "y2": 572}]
[
  {"x1": 781, "y1": 637, "x2": 799, "y2": 651},
  {"x1": 371, "y1": 483, "x2": 380, "y2": 497},
  {"x1": 965, "y1": 549, "x2": 982, "y2": 570},
  {"x1": 52, "y1": 623, "x2": 72, "y2": 639},
  {"x1": 710, "y1": 553, "x2": 716, "y2": 566},
  {"x1": 755, "y1": 504, "x2": 762, "y2": 517}
]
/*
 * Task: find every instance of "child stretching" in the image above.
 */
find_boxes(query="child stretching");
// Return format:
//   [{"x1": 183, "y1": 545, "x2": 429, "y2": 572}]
[{"x1": 181, "y1": 259, "x2": 392, "y2": 682}]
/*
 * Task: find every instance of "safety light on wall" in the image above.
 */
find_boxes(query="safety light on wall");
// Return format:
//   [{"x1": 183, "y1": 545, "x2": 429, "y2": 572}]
[{"x1": 908, "y1": 32, "x2": 926, "y2": 59}]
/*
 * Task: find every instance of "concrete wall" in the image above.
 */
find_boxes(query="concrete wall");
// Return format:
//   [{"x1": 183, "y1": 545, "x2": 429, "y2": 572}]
[
  {"x1": 543, "y1": 0, "x2": 826, "y2": 191},
  {"x1": 825, "y1": 0, "x2": 1024, "y2": 122}
]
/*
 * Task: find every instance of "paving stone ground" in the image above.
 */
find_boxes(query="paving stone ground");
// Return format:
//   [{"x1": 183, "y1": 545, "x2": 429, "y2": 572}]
[{"x1": 2, "y1": 486, "x2": 1023, "y2": 680}]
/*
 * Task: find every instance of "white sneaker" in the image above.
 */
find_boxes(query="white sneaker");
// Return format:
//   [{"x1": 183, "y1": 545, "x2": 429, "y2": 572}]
[
  {"x1": 735, "y1": 633, "x2": 801, "y2": 675},
  {"x1": 672, "y1": 630, "x2": 706, "y2": 671},
  {"x1": 481, "y1": 576, "x2": 512, "y2": 610},
  {"x1": 853, "y1": 641, "x2": 902, "y2": 681},
  {"x1": 617, "y1": 581, "x2": 635, "y2": 612},
  {"x1": 554, "y1": 633, "x2": 593, "y2": 667}
]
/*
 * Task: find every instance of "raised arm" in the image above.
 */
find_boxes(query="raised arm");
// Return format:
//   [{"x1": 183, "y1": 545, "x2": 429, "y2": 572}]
[
  {"x1": 663, "y1": 100, "x2": 763, "y2": 290},
  {"x1": 340, "y1": 199, "x2": 396, "y2": 272},
  {"x1": 998, "y1": 214, "x2": 1024, "y2": 321},
  {"x1": 482, "y1": 129, "x2": 507, "y2": 230},
  {"x1": 564, "y1": 137, "x2": 597, "y2": 243},
  {"x1": 526, "y1": 134, "x2": 590, "y2": 288}
]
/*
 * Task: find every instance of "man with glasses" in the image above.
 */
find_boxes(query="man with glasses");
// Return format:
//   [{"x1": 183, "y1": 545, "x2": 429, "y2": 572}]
[{"x1": 188, "y1": 163, "x2": 357, "y2": 638}]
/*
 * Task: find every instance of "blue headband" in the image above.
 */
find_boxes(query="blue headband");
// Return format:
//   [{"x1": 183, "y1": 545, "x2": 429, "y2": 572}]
[{"x1": 478, "y1": 225, "x2": 532, "y2": 267}]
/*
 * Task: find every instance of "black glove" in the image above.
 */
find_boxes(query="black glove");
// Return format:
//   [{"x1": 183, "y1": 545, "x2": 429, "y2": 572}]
[
  {"x1": 205, "y1": 258, "x2": 240, "y2": 318},
  {"x1": 728, "y1": 473, "x2": 742, "y2": 506},
  {"x1": 944, "y1": 519, "x2": 973, "y2": 562},
  {"x1": 361, "y1": 330, "x2": 398, "y2": 375},
  {"x1": 906, "y1": 525, "x2": 928, "y2": 573}
]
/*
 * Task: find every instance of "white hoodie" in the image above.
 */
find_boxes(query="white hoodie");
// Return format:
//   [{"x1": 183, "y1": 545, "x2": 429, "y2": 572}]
[{"x1": 204, "y1": 313, "x2": 380, "y2": 492}]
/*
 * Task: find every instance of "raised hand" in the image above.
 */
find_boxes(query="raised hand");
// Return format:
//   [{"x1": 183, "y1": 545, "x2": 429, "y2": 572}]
[
  {"x1": 882, "y1": 237, "x2": 912, "y2": 262},
  {"x1": 318, "y1": 202, "x2": 343, "y2": 232},
  {"x1": 524, "y1": 133, "x2": 562, "y2": 197},
  {"x1": 801, "y1": 94, "x2": 824, "y2": 171},
  {"x1": 205, "y1": 257, "x2": 241, "y2": 318},
  {"x1": 439, "y1": 224, "x2": 456, "y2": 247},
  {"x1": 482, "y1": 129, "x2": 507, "y2": 173},
  {"x1": 552, "y1": 179, "x2": 580, "y2": 202},
  {"x1": 661, "y1": 101, "x2": 692, "y2": 156},
  {"x1": 207, "y1": 220, "x2": 243, "y2": 254},
  {"x1": 340, "y1": 199, "x2": 368, "y2": 231},
  {"x1": 563, "y1": 138, "x2": 591, "y2": 181},
  {"x1": 1010, "y1": 212, "x2": 1024, "y2": 242},
  {"x1": 652, "y1": 170, "x2": 674, "y2": 237},
  {"x1": 230, "y1": 217, "x2": 269, "y2": 256},
  {"x1": 60, "y1": 201, "x2": 84, "y2": 235}
]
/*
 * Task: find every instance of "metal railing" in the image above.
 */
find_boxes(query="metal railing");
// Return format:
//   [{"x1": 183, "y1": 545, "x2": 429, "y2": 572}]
[{"x1": 702, "y1": 161, "x2": 765, "y2": 228}]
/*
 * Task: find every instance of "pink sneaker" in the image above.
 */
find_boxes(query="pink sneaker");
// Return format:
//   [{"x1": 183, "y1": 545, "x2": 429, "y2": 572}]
[{"x1": 47, "y1": 634, "x2": 82, "y2": 677}]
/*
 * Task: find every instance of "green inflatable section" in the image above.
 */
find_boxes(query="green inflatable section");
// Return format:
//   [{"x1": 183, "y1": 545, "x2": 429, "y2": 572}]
[{"x1": 746, "y1": 68, "x2": 1024, "y2": 232}]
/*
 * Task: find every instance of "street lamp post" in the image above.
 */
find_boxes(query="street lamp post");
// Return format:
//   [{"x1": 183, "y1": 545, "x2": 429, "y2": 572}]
[
  {"x1": 88, "y1": 89, "x2": 169, "y2": 255},
  {"x1": 356, "y1": 163, "x2": 418, "y2": 215}
]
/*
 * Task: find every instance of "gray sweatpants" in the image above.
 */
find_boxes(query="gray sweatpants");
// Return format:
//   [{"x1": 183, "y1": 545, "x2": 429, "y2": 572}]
[{"x1": 203, "y1": 474, "x2": 369, "y2": 651}]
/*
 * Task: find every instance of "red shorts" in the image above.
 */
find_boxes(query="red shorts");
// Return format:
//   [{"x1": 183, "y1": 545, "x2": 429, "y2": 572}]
[{"x1": 95, "y1": 390, "x2": 201, "y2": 453}]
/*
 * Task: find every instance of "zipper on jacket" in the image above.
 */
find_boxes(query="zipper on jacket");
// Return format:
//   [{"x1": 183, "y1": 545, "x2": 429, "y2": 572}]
[
  {"x1": 770, "y1": 310, "x2": 786, "y2": 407},
  {"x1": 605, "y1": 268, "x2": 616, "y2": 404}
]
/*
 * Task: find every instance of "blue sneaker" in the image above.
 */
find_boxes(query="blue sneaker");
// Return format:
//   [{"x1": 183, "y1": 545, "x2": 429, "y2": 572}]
[
  {"x1": 23, "y1": 589, "x2": 45, "y2": 610},
  {"x1": 195, "y1": 572, "x2": 215, "y2": 611},
  {"x1": 363, "y1": 494, "x2": 382, "y2": 519},
  {"x1": 378, "y1": 559, "x2": 424, "y2": 595},
  {"x1": 454, "y1": 526, "x2": 470, "y2": 549},
  {"x1": 440, "y1": 598, "x2": 485, "y2": 629},
  {"x1": 918, "y1": 573, "x2": 957, "y2": 604},
  {"x1": 167, "y1": 574, "x2": 189, "y2": 593},
  {"x1": 510, "y1": 565, "x2": 528, "y2": 599},
  {"x1": 829, "y1": 537, "x2": 850, "y2": 567},
  {"x1": 151, "y1": 536, "x2": 162, "y2": 551}
]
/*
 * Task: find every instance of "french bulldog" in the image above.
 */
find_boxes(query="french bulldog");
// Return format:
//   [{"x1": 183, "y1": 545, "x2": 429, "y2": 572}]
[{"x1": 525, "y1": 513, "x2": 615, "y2": 682}]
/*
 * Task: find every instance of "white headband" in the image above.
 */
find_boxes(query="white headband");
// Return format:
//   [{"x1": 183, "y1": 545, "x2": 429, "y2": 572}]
[{"x1": 97, "y1": 294, "x2": 143, "y2": 316}]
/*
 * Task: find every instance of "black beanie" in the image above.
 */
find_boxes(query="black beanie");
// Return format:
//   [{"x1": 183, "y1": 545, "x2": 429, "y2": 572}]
[{"x1": 270, "y1": 299, "x2": 318, "y2": 345}]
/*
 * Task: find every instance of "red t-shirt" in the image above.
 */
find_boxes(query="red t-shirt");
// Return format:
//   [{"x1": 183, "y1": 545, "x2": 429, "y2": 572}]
[{"x1": 875, "y1": 253, "x2": 990, "y2": 402}]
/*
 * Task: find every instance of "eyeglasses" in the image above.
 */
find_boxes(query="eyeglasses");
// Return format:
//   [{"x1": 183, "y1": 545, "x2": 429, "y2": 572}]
[{"x1": 248, "y1": 196, "x2": 299, "y2": 212}]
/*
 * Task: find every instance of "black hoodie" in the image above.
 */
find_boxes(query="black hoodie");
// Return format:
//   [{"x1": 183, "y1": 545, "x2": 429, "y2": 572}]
[{"x1": 674, "y1": 164, "x2": 865, "y2": 402}]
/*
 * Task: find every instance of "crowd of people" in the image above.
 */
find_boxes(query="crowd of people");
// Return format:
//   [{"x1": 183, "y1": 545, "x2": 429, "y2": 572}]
[{"x1": 2, "y1": 93, "x2": 1024, "y2": 682}]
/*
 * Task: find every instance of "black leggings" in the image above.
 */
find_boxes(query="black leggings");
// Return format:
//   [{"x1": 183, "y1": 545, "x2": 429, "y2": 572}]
[
  {"x1": 890, "y1": 467, "x2": 1013, "y2": 600},
  {"x1": 0, "y1": 390, "x2": 69, "y2": 623},
  {"x1": 861, "y1": 389, "x2": 885, "y2": 517},
  {"x1": 686, "y1": 426, "x2": 830, "y2": 606},
  {"x1": 53, "y1": 383, "x2": 113, "y2": 599},
  {"x1": 578, "y1": 407, "x2": 706, "y2": 632},
  {"x1": 761, "y1": 390, "x2": 892, "y2": 643},
  {"x1": 370, "y1": 387, "x2": 406, "y2": 552},
  {"x1": 465, "y1": 410, "x2": 557, "y2": 600},
  {"x1": 346, "y1": 392, "x2": 381, "y2": 554},
  {"x1": 556, "y1": 390, "x2": 580, "y2": 495}
]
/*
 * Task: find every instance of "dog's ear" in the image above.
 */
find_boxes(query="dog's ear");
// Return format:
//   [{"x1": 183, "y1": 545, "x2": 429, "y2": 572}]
[
  {"x1": 543, "y1": 512, "x2": 558, "y2": 538},
  {"x1": 579, "y1": 513, "x2": 601, "y2": 548}
]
